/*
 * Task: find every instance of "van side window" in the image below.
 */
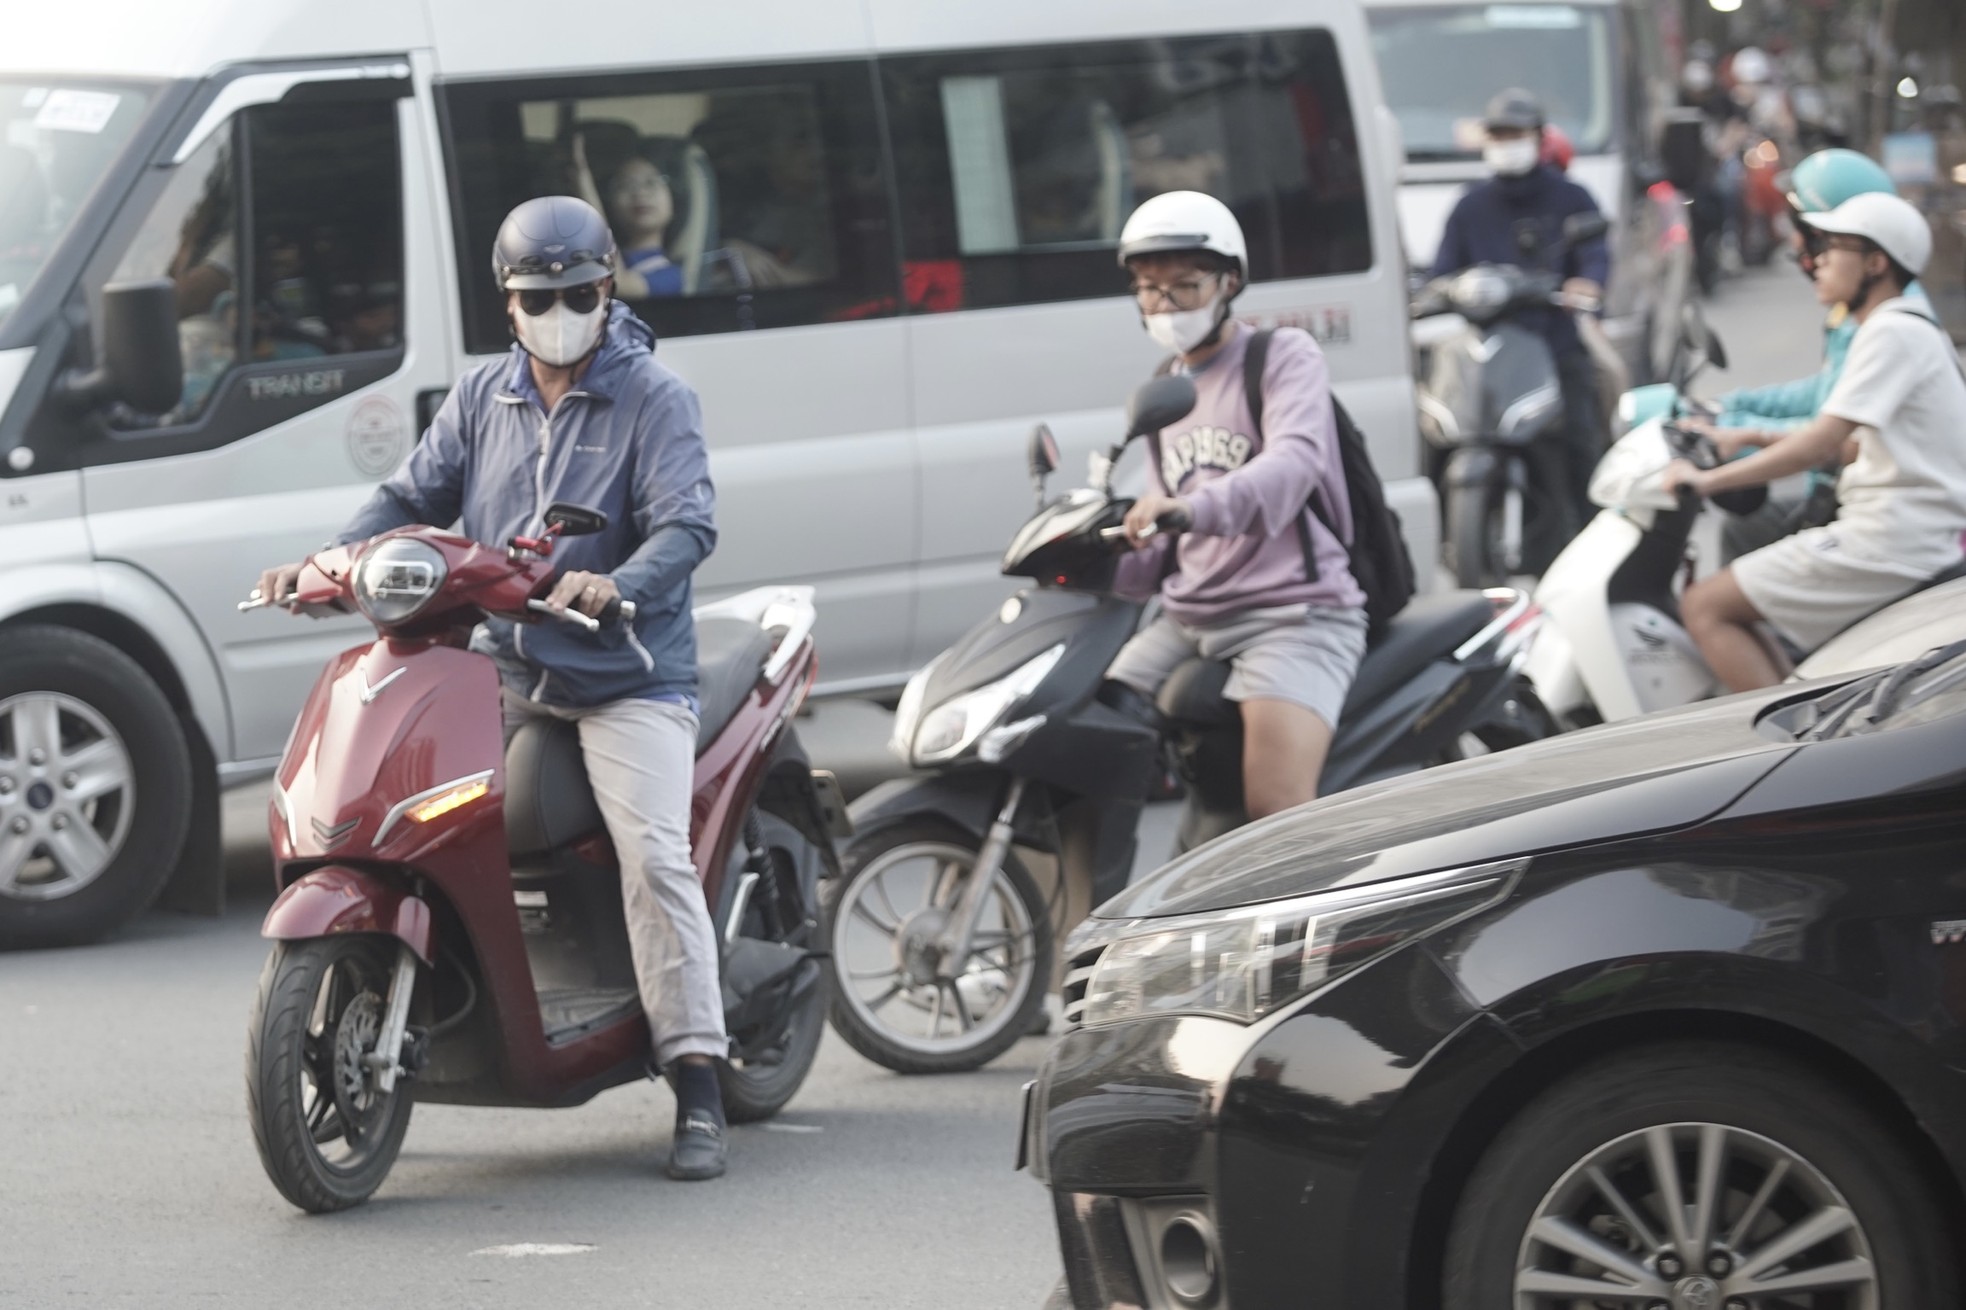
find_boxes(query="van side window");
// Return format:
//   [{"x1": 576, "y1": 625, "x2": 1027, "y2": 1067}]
[
  {"x1": 882, "y1": 30, "x2": 1373, "y2": 313},
  {"x1": 107, "y1": 99, "x2": 405, "y2": 428},
  {"x1": 442, "y1": 62, "x2": 898, "y2": 351}
]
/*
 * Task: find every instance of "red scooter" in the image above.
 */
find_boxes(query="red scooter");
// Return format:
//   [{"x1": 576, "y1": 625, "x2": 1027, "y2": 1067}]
[{"x1": 240, "y1": 505, "x2": 845, "y2": 1212}]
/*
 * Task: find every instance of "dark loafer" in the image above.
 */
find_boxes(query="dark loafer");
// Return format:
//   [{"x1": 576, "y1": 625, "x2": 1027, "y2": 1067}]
[{"x1": 666, "y1": 1112, "x2": 727, "y2": 1181}]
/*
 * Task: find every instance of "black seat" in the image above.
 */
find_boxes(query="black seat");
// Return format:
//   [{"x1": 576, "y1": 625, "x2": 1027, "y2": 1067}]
[
  {"x1": 1155, "y1": 592, "x2": 1497, "y2": 729},
  {"x1": 503, "y1": 617, "x2": 774, "y2": 856},
  {"x1": 695, "y1": 617, "x2": 774, "y2": 746}
]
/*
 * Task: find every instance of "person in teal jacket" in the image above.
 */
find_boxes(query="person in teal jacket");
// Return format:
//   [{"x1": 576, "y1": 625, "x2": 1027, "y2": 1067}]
[{"x1": 1684, "y1": 149, "x2": 1930, "y2": 559}]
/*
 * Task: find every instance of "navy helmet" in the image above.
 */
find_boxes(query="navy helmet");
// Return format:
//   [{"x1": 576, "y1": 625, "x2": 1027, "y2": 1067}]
[
  {"x1": 1483, "y1": 88, "x2": 1546, "y2": 134},
  {"x1": 492, "y1": 196, "x2": 616, "y2": 291}
]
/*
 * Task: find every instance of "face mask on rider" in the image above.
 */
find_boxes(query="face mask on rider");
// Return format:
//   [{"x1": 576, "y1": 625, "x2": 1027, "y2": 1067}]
[
  {"x1": 1484, "y1": 137, "x2": 1541, "y2": 178},
  {"x1": 512, "y1": 294, "x2": 608, "y2": 367},
  {"x1": 1141, "y1": 276, "x2": 1231, "y2": 356}
]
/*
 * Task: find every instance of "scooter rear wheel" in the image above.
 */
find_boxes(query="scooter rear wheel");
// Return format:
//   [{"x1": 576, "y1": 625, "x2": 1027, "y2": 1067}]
[{"x1": 247, "y1": 937, "x2": 414, "y2": 1213}]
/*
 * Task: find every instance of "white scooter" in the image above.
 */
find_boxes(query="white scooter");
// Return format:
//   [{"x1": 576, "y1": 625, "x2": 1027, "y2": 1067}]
[{"x1": 1523, "y1": 414, "x2": 1755, "y2": 727}]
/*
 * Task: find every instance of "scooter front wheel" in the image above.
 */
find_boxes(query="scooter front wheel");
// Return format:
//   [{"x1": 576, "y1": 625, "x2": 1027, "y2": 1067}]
[
  {"x1": 824, "y1": 820, "x2": 1051, "y2": 1074},
  {"x1": 246, "y1": 937, "x2": 415, "y2": 1212}
]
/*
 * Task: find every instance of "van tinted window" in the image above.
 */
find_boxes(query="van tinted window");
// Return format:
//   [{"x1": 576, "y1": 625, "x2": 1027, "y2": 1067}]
[
  {"x1": 882, "y1": 30, "x2": 1372, "y2": 312},
  {"x1": 443, "y1": 62, "x2": 898, "y2": 352},
  {"x1": 107, "y1": 98, "x2": 404, "y2": 426},
  {"x1": 1368, "y1": 5, "x2": 1615, "y2": 161}
]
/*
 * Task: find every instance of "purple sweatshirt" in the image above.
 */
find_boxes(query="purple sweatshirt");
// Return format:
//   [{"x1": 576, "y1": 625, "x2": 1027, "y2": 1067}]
[{"x1": 1114, "y1": 325, "x2": 1364, "y2": 624}]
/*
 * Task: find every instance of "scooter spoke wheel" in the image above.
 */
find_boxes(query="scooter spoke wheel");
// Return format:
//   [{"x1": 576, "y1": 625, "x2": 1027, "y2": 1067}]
[
  {"x1": 247, "y1": 937, "x2": 414, "y2": 1212},
  {"x1": 824, "y1": 821, "x2": 1051, "y2": 1074}
]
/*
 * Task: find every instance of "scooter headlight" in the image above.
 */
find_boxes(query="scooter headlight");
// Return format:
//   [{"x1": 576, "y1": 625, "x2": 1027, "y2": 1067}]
[
  {"x1": 353, "y1": 538, "x2": 448, "y2": 626},
  {"x1": 1449, "y1": 268, "x2": 1510, "y2": 317},
  {"x1": 910, "y1": 645, "x2": 1064, "y2": 766}
]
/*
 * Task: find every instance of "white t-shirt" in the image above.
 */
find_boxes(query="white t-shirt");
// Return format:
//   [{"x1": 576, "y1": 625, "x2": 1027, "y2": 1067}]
[{"x1": 1820, "y1": 297, "x2": 1966, "y2": 573}]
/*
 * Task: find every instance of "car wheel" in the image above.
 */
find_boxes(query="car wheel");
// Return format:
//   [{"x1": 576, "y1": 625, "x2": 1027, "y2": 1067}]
[
  {"x1": 0, "y1": 625, "x2": 192, "y2": 948},
  {"x1": 1443, "y1": 1041, "x2": 1958, "y2": 1309}
]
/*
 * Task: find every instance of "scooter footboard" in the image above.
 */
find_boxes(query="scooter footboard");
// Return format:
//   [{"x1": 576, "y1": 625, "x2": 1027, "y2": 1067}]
[{"x1": 263, "y1": 865, "x2": 432, "y2": 965}]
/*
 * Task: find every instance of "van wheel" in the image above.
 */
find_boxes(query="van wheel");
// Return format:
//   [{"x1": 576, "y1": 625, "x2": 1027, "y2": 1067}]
[
  {"x1": 1443, "y1": 1042, "x2": 1959, "y2": 1309},
  {"x1": 0, "y1": 625, "x2": 191, "y2": 949}
]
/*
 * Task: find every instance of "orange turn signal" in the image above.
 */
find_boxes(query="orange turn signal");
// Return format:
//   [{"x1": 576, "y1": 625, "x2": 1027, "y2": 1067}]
[{"x1": 407, "y1": 778, "x2": 491, "y2": 825}]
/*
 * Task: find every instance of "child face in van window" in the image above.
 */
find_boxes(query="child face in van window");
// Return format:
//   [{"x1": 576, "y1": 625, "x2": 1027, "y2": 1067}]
[{"x1": 609, "y1": 159, "x2": 674, "y2": 249}]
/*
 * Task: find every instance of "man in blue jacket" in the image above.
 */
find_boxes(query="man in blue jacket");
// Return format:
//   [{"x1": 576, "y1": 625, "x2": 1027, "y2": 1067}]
[
  {"x1": 1433, "y1": 88, "x2": 1611, "y2": 567},
  {"x1": 255, "y1": 196, "x2": 729, "y2": 1181}
]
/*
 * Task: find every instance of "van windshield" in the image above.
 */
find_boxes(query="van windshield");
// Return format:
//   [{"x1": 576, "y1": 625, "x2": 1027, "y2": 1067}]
[
  {"x1": 0, "y1": 80, "x2": 155, "y2": 331},
  {"x1": 1368, "y1": 4, "x2": 1614, "y2": 162}
]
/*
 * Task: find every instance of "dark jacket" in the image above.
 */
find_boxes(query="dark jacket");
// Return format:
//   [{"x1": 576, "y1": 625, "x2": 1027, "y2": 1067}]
[
  {"x1": 338, "y1": 302, "x2": 716, "y2": 708},
  {"x1": 1431, "y1": 165, "x2": 1611, "y2": 358}
]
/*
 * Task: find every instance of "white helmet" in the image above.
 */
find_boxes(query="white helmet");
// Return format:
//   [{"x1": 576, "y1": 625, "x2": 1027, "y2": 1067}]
[
  {"x1": 1116, "y1": 191, "x2": 1248, "y2": 283},
  {"x1": 1802, "y1": 191, "x2": 1932, "y2": 277},
  {"x1": 1731, "y1": 47, "x2": 1771, "y2": 85}
]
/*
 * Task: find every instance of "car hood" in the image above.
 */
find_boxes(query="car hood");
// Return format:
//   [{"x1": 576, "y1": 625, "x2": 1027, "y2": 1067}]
[{"x1": 1102, "y1": 685, "x2": 1808, "y2": 920}]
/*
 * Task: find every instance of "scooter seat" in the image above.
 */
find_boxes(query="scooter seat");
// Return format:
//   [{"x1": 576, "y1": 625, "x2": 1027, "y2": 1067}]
[
  {"x1": 503, "y1": 618, "x2": 775, "y2": 857},
  {"x1": 1155, "y1": 592, "x2": 1497, "y2": 729},
  {"x1": 696, "y1": 617, "x2": 775, "y2": 746}
]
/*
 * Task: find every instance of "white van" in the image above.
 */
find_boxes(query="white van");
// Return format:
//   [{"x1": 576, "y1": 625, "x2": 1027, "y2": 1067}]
[
  {"x1": 1366, "y1": 0, "x2": 1692, "y2": 383},
  {"x1": 0, "y1": 0, "x2": 1430, "y2": 944}
]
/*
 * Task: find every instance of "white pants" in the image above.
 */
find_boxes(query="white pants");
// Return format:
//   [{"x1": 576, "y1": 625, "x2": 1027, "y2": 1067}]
[{"x1": 502, "y1": 691, "x2": 729, "y2": 1066}]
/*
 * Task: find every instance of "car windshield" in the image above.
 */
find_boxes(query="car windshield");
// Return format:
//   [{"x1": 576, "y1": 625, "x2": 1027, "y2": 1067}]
[
  {"x1": 0, "y1": 79, "x2": 156, "y2": 332},
  {"x1": 1368, "y1": 4, "x2": 1615, "y2": 162}
]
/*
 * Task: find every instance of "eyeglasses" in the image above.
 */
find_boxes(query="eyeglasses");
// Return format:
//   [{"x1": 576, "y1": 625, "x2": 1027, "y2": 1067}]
[
  {"x1": 1129, "y1": 274, "x2": 1220, "y2": 312},
  {"x1": 516, "y1": 284, "x2": 606, "y2": 317},
  {"x1": 1819, "y1": 237, "x2": 1872, "y2": 257}
]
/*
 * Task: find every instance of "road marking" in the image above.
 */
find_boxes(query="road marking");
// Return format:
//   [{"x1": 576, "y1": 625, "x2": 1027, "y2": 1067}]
[
  {"x1": 761, "y1": 1122, "x2": 823, "y2": 1134},
  {"x1": 470, "y1": 1243, "x2": 597, "y2": 1258}
]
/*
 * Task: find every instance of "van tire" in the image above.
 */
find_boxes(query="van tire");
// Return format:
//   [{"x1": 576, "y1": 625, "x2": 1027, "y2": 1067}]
[{"x1": 0, "y1": 625, "x2": 193, "y2": 949}]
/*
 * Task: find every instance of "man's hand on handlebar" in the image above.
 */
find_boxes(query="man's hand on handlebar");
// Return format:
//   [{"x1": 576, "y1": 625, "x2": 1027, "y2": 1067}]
[
  {"x1": 1123, "y1": 495, "x2": 1193, "y2": 548},
  {"x1": 252, "y1": 563, "x2": 306, "y2": 609},
  {"x1": 1659, "y1": 458, "x2": 1709, "y2": 500},
  {"x1": 544, "y1": 570, "x2": 621, "y2": 619}
]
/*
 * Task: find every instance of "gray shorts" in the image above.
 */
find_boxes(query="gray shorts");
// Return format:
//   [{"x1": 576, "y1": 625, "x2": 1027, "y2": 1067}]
[{"x1": 1107, "y1": 605, "x2": 1369, "y2": 730}]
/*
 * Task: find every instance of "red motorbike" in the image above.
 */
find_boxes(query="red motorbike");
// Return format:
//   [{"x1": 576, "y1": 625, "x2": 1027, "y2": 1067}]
[{"x1": 240, "y1": 505, "x2": 844, "y2": 1212}]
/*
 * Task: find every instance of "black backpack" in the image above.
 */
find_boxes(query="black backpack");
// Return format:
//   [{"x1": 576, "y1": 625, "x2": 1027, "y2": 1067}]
[{"x1": 1155, "y1": 328, "x2": 1416, "y2": 637}]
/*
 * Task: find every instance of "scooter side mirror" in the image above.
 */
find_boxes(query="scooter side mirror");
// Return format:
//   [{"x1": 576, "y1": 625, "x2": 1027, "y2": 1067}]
[
  {"x1": 1027, "y1": 423, "x2": 1060, "y2": 480},
  {"x1": 1126, "y1": 375, "x2": 1197, "y2": 441},
  {"x1": 543, "y1": 503, "x2": 609, "y2": 537},
  {"x1": 1561, "y1": 213, "x2": 1610, "y2": 247},
  {"x1": 1705, "y1": 328, "x2": 1729, "y2": 372}
]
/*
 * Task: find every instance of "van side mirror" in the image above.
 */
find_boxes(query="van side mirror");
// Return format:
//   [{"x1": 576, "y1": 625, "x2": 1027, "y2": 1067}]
[
  {"x1": 544, "y1": 503, "x2": 608, "y2": 537},
  {"x1": 1126, "y1": 375, "x2": 1197, "y2": 440},
  {"x1": 1561, "y1": 213, "x2": 1610, "y2": 247},
  {"x1": 59, "y1": 280, "x2": 183, "y2": 414}
]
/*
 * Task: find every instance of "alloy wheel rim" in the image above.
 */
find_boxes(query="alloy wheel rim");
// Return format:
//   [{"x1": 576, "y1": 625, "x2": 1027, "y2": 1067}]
[
  {"x1": 1514, "y1": 1120, "x2": 1878, "y2": 1308},
  {"x1": 834, "y1": 841, "x2": 1037, "y2": 1055},
  {"x1": 0, "y1": 692, "x2": 135, "y2": 901}
]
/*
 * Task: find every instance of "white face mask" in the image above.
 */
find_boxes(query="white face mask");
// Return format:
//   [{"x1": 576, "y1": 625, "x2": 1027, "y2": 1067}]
[
  {"x1": 1484, "y1": 137, "x2": 1540, "y2": 177},
  {"x1": 513, "y1": 298, "x2": 608, "y2": 367}
]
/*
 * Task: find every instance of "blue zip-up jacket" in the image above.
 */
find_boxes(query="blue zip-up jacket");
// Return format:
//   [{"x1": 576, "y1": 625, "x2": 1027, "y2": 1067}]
[
  {"x1": 1716, "y1": 281, "x2": 1930, "y2": 491},
  {"x1": 1431, "y1": 165, "x2": 1611, "y2": 359},
  {"x1": 337, "y1": 302, "x2": 716, "y2": 709}
]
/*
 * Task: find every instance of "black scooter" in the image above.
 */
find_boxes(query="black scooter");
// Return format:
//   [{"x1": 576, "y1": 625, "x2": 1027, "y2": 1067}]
[
  {"x1": 1415, "y1": 212, "x2": 1609, "y2": 587},
  {"x1": 823, "y1": 377, "x2": 1544, "y2": 1073}
]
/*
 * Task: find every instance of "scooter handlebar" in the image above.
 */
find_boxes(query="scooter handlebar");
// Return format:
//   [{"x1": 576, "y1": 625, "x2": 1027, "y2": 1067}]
[{"x1": 525, "y1": 597, "x2": 635, "y2": 633}]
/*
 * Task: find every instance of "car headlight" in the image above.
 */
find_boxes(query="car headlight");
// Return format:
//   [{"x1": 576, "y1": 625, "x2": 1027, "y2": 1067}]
[
  {"x1": 1450, "y1": 268, "x2": 1510, "y2": 317},
  {"x1": 353, "y1": 537, "x2": 448, "y2": 626},
  {"x1": 910, "y1": 644, "x2": 1064, "y2": 765},
  {"x1": 1068, "y1": 860, "x2": 1522, "y2": 1029}
]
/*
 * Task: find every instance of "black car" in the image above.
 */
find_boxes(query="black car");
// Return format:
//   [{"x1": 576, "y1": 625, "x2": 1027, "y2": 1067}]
[{"x1": 1022, "y1": 641, "x2": 1966, "y2": 1309}]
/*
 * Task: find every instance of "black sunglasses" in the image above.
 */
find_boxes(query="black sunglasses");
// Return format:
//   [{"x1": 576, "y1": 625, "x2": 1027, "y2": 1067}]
[{"x1": 516, "y1": 284, "x2": 605, "y2": 317}]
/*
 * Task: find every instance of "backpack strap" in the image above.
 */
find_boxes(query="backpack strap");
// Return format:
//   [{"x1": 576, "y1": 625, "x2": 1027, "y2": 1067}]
[{"x1": 1881, "y1": 303, "x2": 1966, "y2": 386}]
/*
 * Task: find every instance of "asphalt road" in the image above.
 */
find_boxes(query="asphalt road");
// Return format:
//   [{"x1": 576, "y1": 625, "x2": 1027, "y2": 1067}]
[{"x1": 0, "y1": 263, "x2": 1829, "y2": 1309}]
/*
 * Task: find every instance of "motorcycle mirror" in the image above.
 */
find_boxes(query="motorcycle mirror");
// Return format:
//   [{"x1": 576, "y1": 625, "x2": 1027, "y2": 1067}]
[
  {"x1": 1027, "y1": 424, "x2": 1060, "y2": 480},
  {"x1": 1705, "y1": 327, "x2": 1729, "y2": 372},
  {"x1": 543, "y1": 503, "x2": 609, "y2": 537},
  {"x1": 1126, "y1": 375, "x2": 1197, "y2": 440},
  {"x1": 1561, "y1": 213, "x2": 1610, "y2": 246}
]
